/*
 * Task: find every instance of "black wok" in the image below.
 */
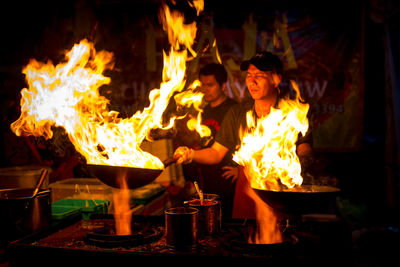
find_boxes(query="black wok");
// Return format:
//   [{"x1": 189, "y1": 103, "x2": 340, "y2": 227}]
[
  {"x1": 87, "y1": 156, "x2": 177, "y2": 189},
  {"x1": 253, "y1": 185, "x2": 340, "y2": 215}
]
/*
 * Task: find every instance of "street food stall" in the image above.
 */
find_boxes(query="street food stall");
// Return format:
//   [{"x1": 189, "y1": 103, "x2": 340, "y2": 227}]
[{"x1": 1, "y1": 0, "x2": 399, "y2": 266}]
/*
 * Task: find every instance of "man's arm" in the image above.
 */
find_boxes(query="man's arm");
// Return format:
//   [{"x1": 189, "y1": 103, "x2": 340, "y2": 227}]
[
  {"x1": 174, "y1": 141, "x2": 229, "y2": 165},
  {"x1": 193, "y1": 141, "x2": 228, "y2": 165}
]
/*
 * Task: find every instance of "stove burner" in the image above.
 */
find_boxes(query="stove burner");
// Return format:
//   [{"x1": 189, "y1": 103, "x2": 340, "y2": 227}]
[
  {"x1": 84, "y1": 223, "x2": 163, "y2": 248},
  {"x1": 222, "y1": 234, "x2": 296, "y2": 253},
  {"x1": 222, "y1": 229, "x2": 296, "y2": 252},
  {"x1": 219, "y1": 219, "x2": 297, "y2": 257}
]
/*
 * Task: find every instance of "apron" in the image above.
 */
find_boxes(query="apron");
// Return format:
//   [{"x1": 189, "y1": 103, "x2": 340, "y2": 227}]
[{"x1": 232, "y1": 166, "x2": 256, "y2": 219}]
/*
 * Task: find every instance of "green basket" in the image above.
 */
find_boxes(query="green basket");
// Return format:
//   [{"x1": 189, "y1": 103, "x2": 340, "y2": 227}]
[
  {"x1": 51, "y1": 205, "x2": 81, "y2": 221},
  {"x1": 52, "y1": 199, "x2": 110, "y2": 220}
]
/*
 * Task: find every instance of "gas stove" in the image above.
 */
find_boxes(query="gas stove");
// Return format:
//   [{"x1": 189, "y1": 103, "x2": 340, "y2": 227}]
[{"x1": 8, "y1": 214, "x2": 353, "y2": 266}]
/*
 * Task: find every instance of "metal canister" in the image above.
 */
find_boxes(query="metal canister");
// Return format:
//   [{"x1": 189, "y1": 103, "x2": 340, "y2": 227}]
[
  {"x1": 165, "y1": 207, "x2": 199, "y2": 250},
  {"x1": 190, "y1": 193, "x2": 221, "y2": 233},
  {"x1": 188, "y1": 198, "x2": 219, "y2": 237}
]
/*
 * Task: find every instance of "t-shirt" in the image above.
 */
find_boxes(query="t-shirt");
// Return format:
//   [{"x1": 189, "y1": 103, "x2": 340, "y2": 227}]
[
  {"x1": 202, "y1": 97, "x2": 238, "y2": 146},
  {"x1": 216, "y1": 97, "x2": 312, "y2": 154},
  {"x1": 197, "y1": 97, "x2": 238, "y2": 216}
]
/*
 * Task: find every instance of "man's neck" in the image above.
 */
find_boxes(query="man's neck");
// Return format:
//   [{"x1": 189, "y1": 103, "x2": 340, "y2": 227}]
[
  {"x1": 254, "y1": 93, "x2": 278, "y2": 117},
  {"x1": 210, "y1": 94, "x2": 227, "y2": 108}
]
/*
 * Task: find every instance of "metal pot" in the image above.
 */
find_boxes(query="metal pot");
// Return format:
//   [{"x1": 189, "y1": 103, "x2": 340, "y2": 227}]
[
  {"x1": 165, "y1": 207, "x2": 199, "y2": 250},
  {"x1": 0, "y1": 188, "x2": 51, "y2": 245}
]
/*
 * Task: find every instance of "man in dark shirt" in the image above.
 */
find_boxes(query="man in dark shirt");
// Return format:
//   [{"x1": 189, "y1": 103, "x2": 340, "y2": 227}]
[
  {"x1": 173, "y1": 63, "x2": 238, "y2": 217},
  {"x1": 174, "y1": 52, "x2": 313, "y2": 218},
  {"x1": 198, "y1": 63, "x2": 238, "y2": 217}
]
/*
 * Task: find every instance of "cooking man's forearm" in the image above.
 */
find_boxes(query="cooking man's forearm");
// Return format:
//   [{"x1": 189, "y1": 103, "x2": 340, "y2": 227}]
[{"x1": 193, "y1": 147, "x2": 221, "y2": 164}]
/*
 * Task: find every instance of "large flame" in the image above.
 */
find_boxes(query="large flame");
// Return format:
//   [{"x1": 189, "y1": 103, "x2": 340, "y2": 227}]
[
  {"x1": 233, "y1": 81, "x2": 309, "y2": 190},
  {"x1": 11, "y1": 1, "x2": 206, "y2": 170}
]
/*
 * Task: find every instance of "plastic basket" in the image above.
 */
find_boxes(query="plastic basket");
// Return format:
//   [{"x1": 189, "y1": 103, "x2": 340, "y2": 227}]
[
  {"x1": 51, "y1": 205, "x2": 81, "y2": 221},
  {"x1": 52, "y1": 199, "x2": 110, "y2": 220}
]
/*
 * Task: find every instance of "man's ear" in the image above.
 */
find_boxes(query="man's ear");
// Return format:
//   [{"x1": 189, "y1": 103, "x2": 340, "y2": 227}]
[
  {"x1": 221, "y1": 82, "x2": 227, "y2": 93},
  {"x1": 272, "y1": 73, "x2": 282, "y2": 88}
]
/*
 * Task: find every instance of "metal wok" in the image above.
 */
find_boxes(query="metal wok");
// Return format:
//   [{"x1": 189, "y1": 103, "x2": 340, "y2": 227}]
[
  {"x1": 87, "y1": 156, "x2": 176, "y2": 189},
  {"x1": 253, "y1": 185, "x2": 340, "y2": 215}
]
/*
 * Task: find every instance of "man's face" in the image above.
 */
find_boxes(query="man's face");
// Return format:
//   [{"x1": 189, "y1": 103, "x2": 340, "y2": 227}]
[
  {"x1": 245, "y1": 64, "x2": 281, "y2": 100},
  {"x1": 199, "y1": 74, "x2": 225, "y2": 103}
]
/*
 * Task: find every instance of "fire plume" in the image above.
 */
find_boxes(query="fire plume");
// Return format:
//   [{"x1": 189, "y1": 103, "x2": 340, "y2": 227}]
[
  {"x1": 233, "y1": 81, "x2": 309, "y2": 190},
  {"x1": 10, "y1": 1, "x2": 206, "y2": 170},
  {"x1": 112, "y1": 173, "x2": 132, "y2": 235},
  {"x1": 245, "y1": 182, "x2": 282, "y2": 244}
]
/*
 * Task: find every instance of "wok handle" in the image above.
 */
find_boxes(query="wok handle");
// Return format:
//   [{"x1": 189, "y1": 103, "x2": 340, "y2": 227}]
[{"x1": 163, "y1": 156, "x2": 177, "y2": 168}]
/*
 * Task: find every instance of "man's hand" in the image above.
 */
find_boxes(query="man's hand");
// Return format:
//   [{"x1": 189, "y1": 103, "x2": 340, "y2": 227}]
[
  {"x1": 222, "y1": 166, "x2": 238, "y2": 183},
  {"x1": 173, "y1": 146, "x2": 195, "y2": 164}
]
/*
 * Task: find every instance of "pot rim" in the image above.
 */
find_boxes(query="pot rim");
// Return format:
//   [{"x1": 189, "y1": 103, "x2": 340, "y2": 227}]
[{"x1": 0, "y1": 188, "x2": 51, "y2": 199}]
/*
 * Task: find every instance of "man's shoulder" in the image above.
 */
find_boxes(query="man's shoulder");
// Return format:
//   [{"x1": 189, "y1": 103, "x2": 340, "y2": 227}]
[
  {"x1": 224, "y1": 97, "x2": 239, "y2": 106},
  {"x1": 230, "y1": 97, "x2": 253, "y2": 112},
  {"x1": 221, "y1": 98, "x2": 253, "y2": 124}
]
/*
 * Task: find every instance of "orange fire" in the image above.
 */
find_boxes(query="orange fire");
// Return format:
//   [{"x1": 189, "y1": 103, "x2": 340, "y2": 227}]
[
  {"x1": 174, "y1": 80, "x2": 211, "y2": 138},
  {"x1": 112, "y1": 173, "x2": 132, "y2": 235},
  {"x1": 233, "y1": 81, "x2": 309, "y2": 191},
  {"x1": 234, "y1": 81, "x2": 309, "y2": 244},
  {"x1": 244, "y1": 181, "x2": 282, "y2": 244},
  {"x1": 10, "y1": 1, "x2": 206, "y2": 170}
]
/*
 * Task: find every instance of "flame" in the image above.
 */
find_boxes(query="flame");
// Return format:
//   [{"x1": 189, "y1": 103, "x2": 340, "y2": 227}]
[
  {"x1": 173, "y1": 80, "x2": 211, "y2": 138},
  {"x1": 112, "y1": 173, "x2": 132, "y2": 235},
  {"x1": 212, "y1": 39, "x2": 222, "y2": 64},
  {"x1": 10, "y1": 1, "x2": 206, "y2": 169},
  {"x1": 245, "y1": 180, "x2": 282, "y2": 244},
  {"x1": 233, "y1": 81, "x2": 309, "y2": 190}
]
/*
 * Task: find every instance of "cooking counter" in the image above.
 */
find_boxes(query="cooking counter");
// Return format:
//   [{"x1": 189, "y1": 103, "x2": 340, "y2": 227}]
[{"x1": 8, "y1": 214, "x2": 352, "y2": 266}]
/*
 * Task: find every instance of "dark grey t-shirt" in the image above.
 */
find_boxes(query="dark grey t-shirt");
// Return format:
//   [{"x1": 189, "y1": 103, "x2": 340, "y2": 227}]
[{"x1": 215, "y1": 98, "x2": 312, "y2": 154}]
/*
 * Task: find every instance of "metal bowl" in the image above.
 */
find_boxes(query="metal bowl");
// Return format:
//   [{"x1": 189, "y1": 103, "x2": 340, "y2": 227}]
[
  {"x1": 87, "y1": 164, "x2": 162, "y2": 189},
  {"x1": 253, "y1": 185, "x2": 340, "y2": 215}
]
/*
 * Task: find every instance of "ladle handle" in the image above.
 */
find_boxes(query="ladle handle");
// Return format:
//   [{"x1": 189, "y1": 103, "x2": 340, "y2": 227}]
[
  {"x1": 163, "y1": 156, "x2": 178, "y2": 168},
  {"x1": 32, "y1": 169, "x2": 48, "y2": 198}
]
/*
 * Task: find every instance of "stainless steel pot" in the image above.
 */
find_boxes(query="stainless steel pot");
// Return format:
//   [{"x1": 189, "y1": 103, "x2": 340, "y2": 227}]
[
  {"x1": 165, "y1": 207, "x2": 199, "y2": 250},
  {"x1": 0, "y1": 188, "x2": 51, "y2": 245}
]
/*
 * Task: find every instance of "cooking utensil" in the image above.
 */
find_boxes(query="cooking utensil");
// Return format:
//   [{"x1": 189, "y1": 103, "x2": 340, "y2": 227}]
[
  {"x1": 190, "y1": 193, "x2": 222, "y2": 232},
  {"x1": 22, "y1": 169, "x2": 48, "y2": 211},
  {"x1": 253, "y1": 185, "x2": 340, "y2": 215},
  {"x1": 0, "y1": 188, "x2": 51, "y2": 245},
  {"x1": 188, "y1": 198, "x2": 219, "y2": 237},
  {"x1": 87, "y1": 156, "x2": 177, "y2": 189},
  {"x1": 165, "y1": 207, "x2": 199, "y2": 250},
  {"x1": 30, "y1": 169, "x2": 48, "y2": 199}
]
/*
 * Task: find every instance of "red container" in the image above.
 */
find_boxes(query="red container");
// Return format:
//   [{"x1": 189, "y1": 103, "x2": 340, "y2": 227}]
[{"x1": 188, "y1": 199, "x2": 219, "y2": 237}]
